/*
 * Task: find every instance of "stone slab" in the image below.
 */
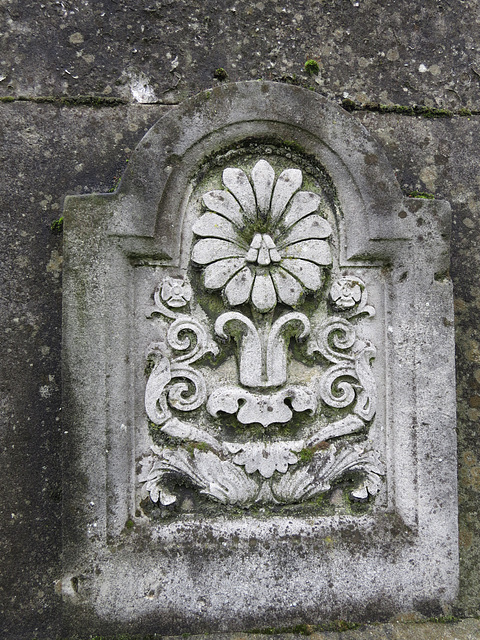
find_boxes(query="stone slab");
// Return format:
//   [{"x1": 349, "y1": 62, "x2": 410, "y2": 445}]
[
  {"x1": 357, "y1": 112, "x2": 480, "y2": 618},
  {"x1": 60, "y1": 82, "x2": 458, "y2": 636},
  {"x1": 2, "y1": 0, "x2": 480, "y2": 110},
  {"x1": 164, "y1": 619, "x2": 480, "y2": 640},
  {"x1": 0, "y1": 102, "x2": 168, "y2": 640},
  {"x1": 1, "y1": 98, "x2": 480, "y2": 639}
]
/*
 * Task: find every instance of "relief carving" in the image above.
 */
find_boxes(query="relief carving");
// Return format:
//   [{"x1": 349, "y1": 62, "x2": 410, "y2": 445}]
[{"x1": 140, "y1": 159, "x2": 384, "y2": 508}]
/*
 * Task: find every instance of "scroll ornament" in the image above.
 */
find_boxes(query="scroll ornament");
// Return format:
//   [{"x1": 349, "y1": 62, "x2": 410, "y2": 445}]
[{"x1": 140, "y1": 160, "x2": 384, "y2": 507}]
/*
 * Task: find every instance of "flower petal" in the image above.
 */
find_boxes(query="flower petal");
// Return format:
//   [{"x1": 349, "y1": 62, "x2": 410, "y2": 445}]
[
  {"x1": 193, "y1": 212, "x2": 244, "y2": 244},
  {"x1": 257, "y1": 237, "x2": 271, "y2": 266},
  {"x1": 270, "y1": 168, "x2": 303, "y2": 224},
  {"x1": 282, "y1": 191, "x2": 322, "y2": 228},
  {"x1": 202, "y1": 190, "x2": 244, "y2": 226},
  {"x1": 271, "y1": 269, "x2": 304, "y2": 306},
  {"x1": 224, "y1": 267, "x2": 254, "y2": 305},
  {"x1": 282, "y1": 239, "x2": 332, "y2": 266},
  {"x1": 203, "y1": 257, "x2": 246, "y2": 289},
  {"x1": 251, "y1": 159, "x2": 275, "y2": 218},
  {"x1": 192, "y1": 238, "x2": 244, "y2": 265},
  {"x1": 251, "y1": 274, "x2": 277, "y2": 313},
  {"x1": 278, "y1": 214, "x2": 332, "y2": 247},
  {"x1": 222, "y1": 168, "x2": 256, "y2": 221},
  {"x1": 280, "y1": 259, "x2": 324, "y2": 291}
]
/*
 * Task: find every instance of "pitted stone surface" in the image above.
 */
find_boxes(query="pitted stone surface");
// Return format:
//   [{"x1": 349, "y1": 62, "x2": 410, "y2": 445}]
[
  {"x1": 3, "y1": 0, "x2": 480, "y2": 111},
  {"x1": 3, "y1": 98, "x2": 480, "y2": 640},
  {"x1": 57, "y1": 82, "x2": 458, "y2": 636}
]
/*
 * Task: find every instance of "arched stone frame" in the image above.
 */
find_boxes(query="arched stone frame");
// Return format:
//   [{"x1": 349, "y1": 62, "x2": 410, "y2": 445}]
[
  {"x1": 61, "y1": 82, "x2": 458, "y2": 635},
  {"x1": 106, "y1": 81, "x2": 407, "y2": 260}
]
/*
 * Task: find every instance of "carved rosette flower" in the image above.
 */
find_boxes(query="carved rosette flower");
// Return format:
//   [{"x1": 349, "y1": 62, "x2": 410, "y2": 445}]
[
  {"x1": 330, "y1": 277, "x2": 363, "y2": 310},
  {"x1": 191, "y1": 159, "x2": 333, "y2": 313},
  {"x1": 160, "y1": 277, "x2": 192, "y2": 308}
]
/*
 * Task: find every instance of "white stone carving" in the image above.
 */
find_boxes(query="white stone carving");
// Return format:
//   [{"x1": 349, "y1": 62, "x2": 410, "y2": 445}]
[
  {"x1": 139, "y1": 440, "x2": 384, "y2": 506},
  {"x1": 329, "y1": 276, "x2": 375, "y2": 319},
  {"x1": 160, "y1": 276, "x2": 192, "y2": 308},
  {"x1": 224, "y1": 441, "x2": 304, "y2": 478},
  {"x1": 214, "y1": 310, "x2": 310, "y2": 388},
  {"x1": 191, "y1": 159, "x2": 333, "y2": 313},
  {"x1": 145, "y1": 315, "x2": 219, "y2": 425},
  {"x1": 141, "y1": 159, "x2": 383, "y2": 508},
  {"x1": 142, "y1": 303, "x2": 382, "y2": 505},
  {"x1": 207, "y1": 386, "x2": 316, "y2": 428}
]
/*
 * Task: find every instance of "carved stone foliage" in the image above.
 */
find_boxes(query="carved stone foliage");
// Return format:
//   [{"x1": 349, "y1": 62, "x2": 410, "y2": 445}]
[{"x1": 140, "y1": 158, "x2": 384, "y2": 509}]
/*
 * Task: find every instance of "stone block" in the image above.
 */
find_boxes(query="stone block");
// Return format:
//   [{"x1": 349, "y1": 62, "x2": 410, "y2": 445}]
[{"x1": 61, "y1": 82, "x2": 458, "y2": 635}]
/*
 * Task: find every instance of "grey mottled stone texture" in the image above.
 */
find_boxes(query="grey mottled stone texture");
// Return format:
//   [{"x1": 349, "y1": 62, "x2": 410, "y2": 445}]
[
  {"x1": 2, "y1": 0, "x2": 480, "y2": 111},
  {"x1": 58, "y1": 82, "x2": 457, "y2": 637},
  {"x1": 0, "y1": 1, "x2": 480, "y2": 638},
  {"x1": 1, "y1": 101, "x2": 479, "y2": 640}
]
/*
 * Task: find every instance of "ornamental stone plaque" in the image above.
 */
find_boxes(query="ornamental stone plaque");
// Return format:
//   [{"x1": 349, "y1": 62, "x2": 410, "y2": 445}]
[{"x1": 61, "y1": 82, "x2": 458, "y2": 636}]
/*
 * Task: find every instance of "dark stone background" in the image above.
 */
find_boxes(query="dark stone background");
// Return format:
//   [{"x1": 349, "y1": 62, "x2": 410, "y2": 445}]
[{"x1": 1, "y1": 1, "x2": 479, "y2": 637}]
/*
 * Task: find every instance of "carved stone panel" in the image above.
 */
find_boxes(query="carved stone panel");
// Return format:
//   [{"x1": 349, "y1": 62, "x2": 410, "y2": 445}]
[
  {"x1": 139, "y1": 155, "x2": 383, "y2": 511},
  {"x1": 61, "y1": 82, "x2": 458, "y2": 636}
]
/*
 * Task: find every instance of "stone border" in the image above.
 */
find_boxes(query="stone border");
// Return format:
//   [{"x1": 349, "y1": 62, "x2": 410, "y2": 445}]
[{"x1": 61, "y1": 82, "x2": 458, "y2": 636}]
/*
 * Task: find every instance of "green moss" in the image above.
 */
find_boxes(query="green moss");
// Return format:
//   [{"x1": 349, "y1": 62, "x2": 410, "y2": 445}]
[
  {"x1": 185, "y1": 441, "x2": 214, "y2": 457},
  {"x1": 407, "y1": 191, "x2": 435, "y2": 199},
  {"x1": 341, "y1": 98, "x2": 358, "y2": 112},
  {"x1": 341, "y1": 99, "x2": 453, "y2": 119},
  {"x1": 59, "y1": 95, "x2": 127, "y2": 107},
  {"x1": 304, "y1": 59, "x2": 320, "y2": 75},
  {"x1": 248, "y1": 620, "x2": 360, "y2": 635},
  {"x1": 213, "y1": 67, "x2": 229, "y2": 81},
  {"x1": 424, "y1": 615, "x2": 459, "y2": 624},
  {"x1": 50, "y1": 217, "x2": 64, "y2": 234},
  {"x1": 125, "y1": 519, "x2": 134, "y2": 530},
  {"x1": 0, "y1": 94, "x2": 127, "y2": 107},
  {"x1": 420, "y1": 106, "x2": 453, "y2": 118},
  {"x1": 108, "y1": 175, "x2": 122, "y2": 193},
  {"x1": 298, "y1": 447, "x2": 315, "y2": 463}
]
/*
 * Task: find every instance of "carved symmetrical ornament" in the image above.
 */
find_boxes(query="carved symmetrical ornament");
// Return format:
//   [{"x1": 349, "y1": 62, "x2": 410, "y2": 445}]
[{"x1": 140, "y1": 159, "x2": 383, "y2": 507}]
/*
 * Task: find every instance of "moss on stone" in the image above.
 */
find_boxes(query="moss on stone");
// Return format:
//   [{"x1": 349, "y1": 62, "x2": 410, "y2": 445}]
[
  {"x1": 213, "y1": 68, "x2": 229, "y2": 81},
  {"x1": 408, "y1": 191, "x2": 435, "y2": 199},
  {"x1": 0, "y1": 94, "x2": 127, "y2": 107},
  {"x1": 341, "y1": 98, "x2": 454, "y2": 118},
  {"x1": 304, "y1": 59, "x2": 320, "y2": 76},
  {"x1": 50, "y1": 216, "x2": 64, "y2": 234}
]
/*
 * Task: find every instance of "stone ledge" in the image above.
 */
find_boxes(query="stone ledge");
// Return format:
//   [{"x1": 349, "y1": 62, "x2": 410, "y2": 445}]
[{"x1": 60, "y1": 618, "x2": 480, "y2": 640}]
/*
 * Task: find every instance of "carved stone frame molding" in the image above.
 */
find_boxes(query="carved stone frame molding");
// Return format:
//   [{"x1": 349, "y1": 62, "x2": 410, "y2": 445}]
[{"x1": 61, "y1": 82, "x2": 458, "y2": 635}]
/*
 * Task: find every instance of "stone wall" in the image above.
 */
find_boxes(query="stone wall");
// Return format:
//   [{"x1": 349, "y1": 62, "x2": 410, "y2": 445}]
[{"x1": 1, "y1": 1, "x2": 480, "y2": 638}]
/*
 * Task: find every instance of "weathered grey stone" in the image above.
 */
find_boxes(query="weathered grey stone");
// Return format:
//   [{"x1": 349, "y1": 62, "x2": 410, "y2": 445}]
[
  {"x1": 3, "y1": 100, "x2": 480, "y2": 640},
  {"x1": 355, "y1": 111, "x2": 480, "y2": 618},
  {"x1": 164, "y1": 619, "x2": 480, "y2": 640},
  {"x1": 0, "y1": 102, "x2": 168, "y2": 640},
  {"x1": 3, "y1": 0, "x2": 480, "y2": 112},
  {"x1": 60, "y1": 82, "x2": 458, "y2": 636}
]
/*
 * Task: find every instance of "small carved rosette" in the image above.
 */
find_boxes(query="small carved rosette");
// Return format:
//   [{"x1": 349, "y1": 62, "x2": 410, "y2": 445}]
[{"x1": 140, "y1": 158, "x2": 384, "y2": 509}]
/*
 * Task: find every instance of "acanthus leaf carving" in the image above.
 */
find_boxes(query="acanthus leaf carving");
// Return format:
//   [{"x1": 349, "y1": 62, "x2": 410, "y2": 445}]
[{"x1": 139, "y1": 440, "x2": 384, "y2": 507}]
